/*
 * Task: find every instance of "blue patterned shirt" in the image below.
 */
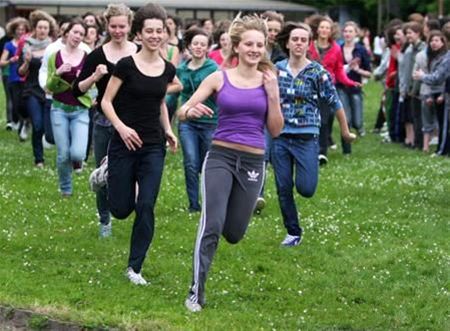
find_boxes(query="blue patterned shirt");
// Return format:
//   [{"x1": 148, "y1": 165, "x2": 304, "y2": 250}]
[{"x1": 276, "y1": 59, "x2": 342, "y2": 135}]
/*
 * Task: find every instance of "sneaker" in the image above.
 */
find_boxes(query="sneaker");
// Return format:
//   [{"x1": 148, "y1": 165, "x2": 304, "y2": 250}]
[
  {"x1": 73, "y1": 161, "x2": 83, "y2": 175},
  {"x1": 99, "y1": 222, "x2": 112, "y2": 238},
  {"x1": 19, "y1": 121, "x2": 29, "y2": 141},
  {"x1": 429, "y1": 136, "x2": 439, "y2": 146},
  {"x1": 35, "y1": 162, "x2": 44, "y2": 169},
  {"x1": 42, "y1": 136, "x2": 53, "y2": 149},
  {"x1": 329, "y1": 143, "x2": 337, "y2": 151},
  {"x1": 318, "y1": 154, "x2": 328, "y2": 166},
  {"x1": 254, "y1": 197, "x2": 266, "y2": 214},
  {"x1": 185, "y1": 297, "x2": 202, "y2": 312},
  {"x1": 11, "y1": 122, "x2": 20, "y2": 131},
  {"x1": 126, "y1": 267, "x2": 148, "y2": 286},
  {"x1": 281, "y1": 233, "x2": 302, "y2": 247},
  {"x1": 6, "y1": 122, "x2": 13, "y2": 131},
  {"x1": 89, "y1": 156, "x2": 108, "y2": 192},
  {"x1": 358, "y1": 129, "x2": 366, "y2": 137}
]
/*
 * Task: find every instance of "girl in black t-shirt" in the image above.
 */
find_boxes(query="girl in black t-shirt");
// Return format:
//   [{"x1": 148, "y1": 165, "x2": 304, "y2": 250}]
[{"x1": 101, "y1": 3, "x2": 181, "y2": 286}]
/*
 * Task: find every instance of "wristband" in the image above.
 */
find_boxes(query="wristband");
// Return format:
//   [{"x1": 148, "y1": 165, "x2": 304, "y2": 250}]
[{"x1": 184, "y1": 107, "x2": 191, "y2": 120}]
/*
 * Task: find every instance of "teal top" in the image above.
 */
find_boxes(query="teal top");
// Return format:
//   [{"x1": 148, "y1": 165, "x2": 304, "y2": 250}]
[{"x1": 177, "y1": 58, "x2": 218, "y2": 124}]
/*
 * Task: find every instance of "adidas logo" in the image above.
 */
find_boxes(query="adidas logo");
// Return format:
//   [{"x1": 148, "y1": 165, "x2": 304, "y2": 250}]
[{"x1": 247, "y1": 170, "x2": 260, "y2": 182}]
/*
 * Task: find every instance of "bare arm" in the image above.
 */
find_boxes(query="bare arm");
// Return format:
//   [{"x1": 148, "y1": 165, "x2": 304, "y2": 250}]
[
  {"x1": 167, "y1": 75, "x2": 183, "y2": 94},
  {"x1": 159, "y1": 100, "x2": 178, "y2": 152},
  {"x1": 101, "y1": 76, "x2": 143, "y2": 151},
  {"x1": 0, "y1": 49, "x2": 15, "y2": 68},
  {"x1": 177, "y1": 71, "x2": 220, "y2": 121},
  {"x1": 18, "y1": 51, "x2": 31, "y2": 76},
  {"x1": 335, "y1": 108, "x2": 356, "y2": 143},
  {"x1": 263, "y1": 70, "x2": 283, "y2": 138}
]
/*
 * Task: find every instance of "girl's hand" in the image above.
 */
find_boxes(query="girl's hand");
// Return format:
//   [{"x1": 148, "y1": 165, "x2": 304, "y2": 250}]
[
  {"x1": 9, "y1": 55, "x2": 19, "y2": 63},
  {"x1": 412, "y1": 69, "x2": 424, "y2": 81},
  {"x1": 184, "y1": 103, "x2": 214, "y2": 119},
  {"x1": 24, "y1": 51, "x2": 32, "y2": 63},
  {"x1": 425, "y1": 97, "x2": 434, "y2": 106},
  {"x1": 93, "y1": 64, "x2": 108, "y2": 81},
  {"x1": 436, "y1": 95, "x2": 444, "y2": 105},
  {"x1": 165, "y1": 130, "x2": 178, "y2": 153},
  {"x1": 56, "y1": 63, "x2": 72, "y2": 76},
  {"x1": 263, "y1": 70, "x2": 279, "y2": 97},
  {"x1": 342, "y1": 132, "x2": 357, "y2": 143},
  {"x1": 116, "y1": 123, "x2": 143, "y2": 151}
]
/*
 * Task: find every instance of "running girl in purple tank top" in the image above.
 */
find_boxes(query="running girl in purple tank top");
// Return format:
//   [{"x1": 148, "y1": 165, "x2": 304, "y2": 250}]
[{"x1": 177, "y1": 14, "x2": 284, "y2": 312}]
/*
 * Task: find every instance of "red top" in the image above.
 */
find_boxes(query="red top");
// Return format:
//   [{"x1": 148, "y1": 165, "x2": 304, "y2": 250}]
[
  {"x1": 386, "y1": 44, "x2": 399, "y2": 89},
  {"x1": 208, "y1": 49, "x2": 224, "y2": 65},
  {"x1": 308, "y1": 40, "x2": 357, "y2": 87}
]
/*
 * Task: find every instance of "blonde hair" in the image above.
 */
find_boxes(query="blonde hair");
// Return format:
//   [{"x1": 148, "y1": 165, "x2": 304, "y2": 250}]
[
  {"x1": 343, "y1": 21, "x2": 359, "y2": 34},
  {"x1": 225, "y1": 13, "x2": 273, "y2": 72},
  {"x1": 103, "y1": 3, "x2": 134, "y2": 25}
]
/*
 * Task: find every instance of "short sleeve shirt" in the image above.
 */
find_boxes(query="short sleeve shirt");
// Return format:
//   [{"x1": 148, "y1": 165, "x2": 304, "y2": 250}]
[{"x1": 112, "y1": 56, "x2": 176, "y2": 145}]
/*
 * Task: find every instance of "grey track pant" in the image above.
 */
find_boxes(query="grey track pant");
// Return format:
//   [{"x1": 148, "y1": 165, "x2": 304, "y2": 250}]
[{"x1": 188, "y1": 145, "x2": 265, "y2": 306}]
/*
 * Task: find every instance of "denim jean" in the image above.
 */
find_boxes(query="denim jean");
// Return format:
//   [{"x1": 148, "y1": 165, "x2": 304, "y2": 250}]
[
  {"x1": 93, "y1": 123, "x2": 113, "y2": 225},
  {"x1": 44, "y1": 98, "x2": 54, "y2": 144},
  {"x1": 271, "y1": 135, "x2": 319, "y2": 236},
  {"x1": 178, "y1": 121, "x2": 215, "y2": 211},
  {"x1": 337, "y1": 89, "x2": 363, "y2": 154},
  {"x1": 26, "y1": 95, "x2": 45, "y2": 164},
  {"x1": 51, "y1": 106, "x2": 90, "y2": 194},
  {"x1": 3, "y1": 75, "x2": 13, "y2": 123},
  {"x1": 319, "y1": 100, "x2": 330, "y2": 156},
  {"x1": 107, "y1": 140, "x2": 166, "y2": 273}
]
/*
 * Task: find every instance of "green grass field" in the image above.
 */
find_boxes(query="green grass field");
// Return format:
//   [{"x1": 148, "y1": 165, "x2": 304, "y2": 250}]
[{"x1": 0, "y1": 81, "x2": 449, "y2": 330}]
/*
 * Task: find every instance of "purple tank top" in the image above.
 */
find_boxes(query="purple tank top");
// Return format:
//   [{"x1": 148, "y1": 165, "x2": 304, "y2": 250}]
[
  {"x1": 213, "y1": 71, "x2": 268, "y2": 149},
  {"x1": 54, "y1": 50, "x2": 87, "y2": 106}
]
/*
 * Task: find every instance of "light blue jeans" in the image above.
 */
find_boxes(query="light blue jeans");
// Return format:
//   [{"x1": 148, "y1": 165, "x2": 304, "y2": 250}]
[
  {"x1": 178, "y1": 121, "x2": 215, "y2": 211},
  {"x1": 337, "y1": 88, "x2": 364, "y2": 131},
  {"x1": 51, "y1": 106, "x2": 89, "y2": 195}
]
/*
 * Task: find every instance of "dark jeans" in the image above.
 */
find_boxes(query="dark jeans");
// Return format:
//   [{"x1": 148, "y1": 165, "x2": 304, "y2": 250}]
[
  {"x1": 178, "y1": 121, "x2": 215, "y2": 211},
  {"x1": 271, "y1": 135, "x2": 319, "y2": 236},
  {"x1": 9, "y1": 81, "x2": 25, "y2": 123},
  {"x1": 26, "y1": 95, "x2": 45, "y2": 164},
  {"x1": 44, "y1": 98, "x2": 54, "y2": 144},
  {"x1": 108, "y1": 139, "x2": 166, "y2": 273},
  {"x1": 94, "y1": 123, "x2": 113, "y2": 225},
  {"x1": 411, "y1": 96, "x2": 423, "y2": 149},
  {"x1": 436, "y1": 98, "x2": 449, "y2": 155},
  {"x1": 85, "y1": 108, "x2": 95, "y2": 162},
  {"x1": 3, "y1": 75, "x2": 13, "y2": 123},
  {"x1": 319, "y1": 101, "x2": 331, "y2": 156}
]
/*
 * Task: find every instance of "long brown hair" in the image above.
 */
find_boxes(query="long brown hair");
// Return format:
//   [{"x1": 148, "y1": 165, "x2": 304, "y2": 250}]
[{"x1": 426, "y1": 30, "x2": 447, "y2": 70}]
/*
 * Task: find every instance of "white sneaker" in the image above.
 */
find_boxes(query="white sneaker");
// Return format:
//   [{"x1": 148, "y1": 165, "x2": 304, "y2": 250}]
[
  {"x1": 281, "y1": 234, "x2": 302, "y2": 247},
  {"x1": 126, "y1": 267, "x2": 148, "y2": 285},
  {"x1": 42, "y1": 136, "x2": 53, "y2": 149},
  {"x1": 89, "y1": 156, "x2": 108, "y2": 192},
  {"x1": 185, "y1": 298, "x2": 202, "y2": 312},
  {"x1": 19, "y1": 122, "x2": 29, "y2": 141},
  {"x1": 429, "y1": 137, "x2": 439, "y2": 145},
  {"x1": 318, "y1": 154, "x2": 328, "y2": 166}
]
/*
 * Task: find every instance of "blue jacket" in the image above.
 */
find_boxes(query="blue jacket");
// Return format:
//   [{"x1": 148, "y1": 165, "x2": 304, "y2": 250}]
[
  {"x1": 276, "y1": 59, "x2": 342, "y2": 135},
  {"x1": 337, "y1": 42, "x2": 371, "y2": 93}
]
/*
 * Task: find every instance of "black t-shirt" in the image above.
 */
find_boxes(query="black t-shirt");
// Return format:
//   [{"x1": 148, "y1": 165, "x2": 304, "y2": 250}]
[
  {"x1": 112, "y1": 56, "x2": 175, "y2": 146},
  {"x1": 73, "y1": 44, "x2": 140, "y2": 114}
]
